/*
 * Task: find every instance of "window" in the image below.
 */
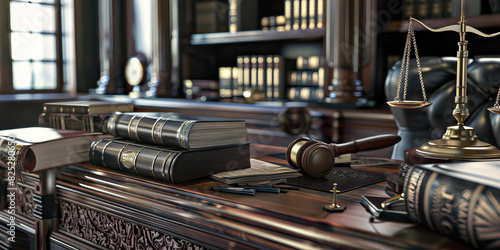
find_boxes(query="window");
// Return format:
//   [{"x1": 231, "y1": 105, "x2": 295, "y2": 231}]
[{"x1": 0, "y1": 0, "x2": 74, "y2": 93}]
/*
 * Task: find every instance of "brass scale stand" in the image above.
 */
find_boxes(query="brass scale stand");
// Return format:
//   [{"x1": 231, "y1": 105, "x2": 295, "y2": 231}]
[{"x1": 387, "y1": 0, "x2": 500, "y2": 160}]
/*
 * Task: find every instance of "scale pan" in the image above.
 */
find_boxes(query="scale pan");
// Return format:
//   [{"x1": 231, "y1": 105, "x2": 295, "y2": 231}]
[
  {"x1": 387, "y1": 100, "x2": 432, "y2": 109},
  {"x1": 488, "y1": 107, "x2": 500, "y2": 114}
]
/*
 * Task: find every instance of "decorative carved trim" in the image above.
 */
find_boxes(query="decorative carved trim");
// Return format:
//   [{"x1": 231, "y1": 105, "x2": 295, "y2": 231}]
[
  {"x1": 16, "y1": 185, "x2": 36, "y2": 219},
  {"x1": 58, "y1": 200, "x2": 205, "y2": 249}
]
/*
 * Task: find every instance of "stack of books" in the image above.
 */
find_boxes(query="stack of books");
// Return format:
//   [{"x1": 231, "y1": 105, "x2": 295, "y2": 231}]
[{"x1": 89, "y1": 112, "x2": 251, "y2": 183}]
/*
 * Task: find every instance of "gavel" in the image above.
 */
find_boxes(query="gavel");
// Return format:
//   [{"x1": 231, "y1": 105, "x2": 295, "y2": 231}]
[{"x1": 286, "y1": 134, "x2": 401, "y2": 177}]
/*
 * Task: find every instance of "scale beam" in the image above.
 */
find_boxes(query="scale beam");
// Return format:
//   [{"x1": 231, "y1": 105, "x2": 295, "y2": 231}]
[{"x1": 411, "y1": 18, "x2": 500, "y2": 38}]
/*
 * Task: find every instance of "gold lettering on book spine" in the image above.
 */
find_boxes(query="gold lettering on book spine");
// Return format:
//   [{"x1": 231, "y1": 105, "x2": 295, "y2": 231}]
[
  {"x1": 107, "y1": 112, "x2": 121, "y2": 136},
  {"x1": 151, "y1": 150, "x2": 163, "y2": 179},
  {"x1": 90, "y1": 138, "x2": 105, "y2": 165},
  {"x1": 129, "y1": 115, "x2": 145, "y2": 142},
  {"x1": 405, "y1": 167, "x2": 425, "y2": 223},
  {"x1": 424, "y1": 172, "x2": 439, "y2": 231},
  {"x1": 121, "y1": 150, "x2": 136, "y2": 169},
  {"x1": 178, "y1": 121, "x2": 195, "y2": 149},
  {"x1": 127, "y1": 115, "x2": 138, "y2": 140},
  {"x1": 468, "y1": 184, "x2": 485, "y2": 249},
  {"x1": 161, "y1": 152, "x2": 174, "y2": 181},
  {"x1": 116, "y1": 144, "x2": 129, "y2": 170},
  {"x1": 153, "y1": 118, "x2": 169, "y2": 145},
  {"x1": 457, "y1": 189, "x2": 471, "y2": 244},
  {"x1": 133, "y1": 147, "x2": 143, "y2": 174},
  {"x1": 101, "y1": 140, "x2": 114, "y2": 168}
]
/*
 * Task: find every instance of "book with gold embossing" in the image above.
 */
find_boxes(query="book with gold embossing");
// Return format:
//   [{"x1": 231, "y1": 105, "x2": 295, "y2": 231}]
[
  {"x1": 404, "y1": 161, "x2": 500, "y2": 249},
  {"x1": 107, "y1": 112, "x2": 247, "y2": 150},
  {"x1": 89, "y1": 138, "x2": 250, "y2": 183}
]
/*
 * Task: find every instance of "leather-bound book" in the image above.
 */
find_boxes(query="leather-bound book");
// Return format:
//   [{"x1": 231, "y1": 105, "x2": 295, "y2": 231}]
[
  {"x1": 107, "y1": 112, "x2": 247, "y2": 150},
  {"x1": 89, "y1": 138, "x2": 250, "y2": 183},
  {"x1": 404, "y1": 160, "x2": 500, "y2": 249}
]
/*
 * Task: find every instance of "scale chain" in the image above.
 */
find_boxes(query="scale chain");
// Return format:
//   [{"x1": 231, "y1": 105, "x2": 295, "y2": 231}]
[
  {"x1": 495, "y1": 87, "x2": 500, "y2": 108},
  {"x1": 394, "y1": 19, "x2": 427, "y2": 104},
  {"x1": 395, "y1": 20, "x2": 413, "y2": 102},
  {"x1": 410, "y1": 22, "x2": 428, "y2": 102}
]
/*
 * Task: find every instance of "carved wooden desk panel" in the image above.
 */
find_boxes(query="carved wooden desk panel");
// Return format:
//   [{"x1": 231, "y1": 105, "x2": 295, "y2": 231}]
[{"x1": 48, "y1": 143, "x2": 468, "y2": 249}]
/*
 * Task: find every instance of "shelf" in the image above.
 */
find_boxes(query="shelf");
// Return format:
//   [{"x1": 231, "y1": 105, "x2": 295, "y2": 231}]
[
  {"x1": 382, "y1": 14, "x2": 500, "y2": 33},
  {"x1": 190, "y1": 28, "x2": 325, "y2": 45}
]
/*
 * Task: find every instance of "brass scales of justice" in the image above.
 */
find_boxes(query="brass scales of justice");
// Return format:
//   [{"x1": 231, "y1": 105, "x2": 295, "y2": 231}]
[{"x1": 387, "y1": 0, "x2": 500, "y2": 160}]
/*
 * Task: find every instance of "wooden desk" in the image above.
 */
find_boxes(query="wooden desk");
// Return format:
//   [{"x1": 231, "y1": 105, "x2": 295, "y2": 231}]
[{"x1": 44, "y1": 143, "x2": 470, "y2": 249}]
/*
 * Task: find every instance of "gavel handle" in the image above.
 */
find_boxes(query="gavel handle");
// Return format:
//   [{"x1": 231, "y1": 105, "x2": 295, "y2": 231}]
[{"x1": 332, "y1": 134, "x2": 401, "y2": 156}]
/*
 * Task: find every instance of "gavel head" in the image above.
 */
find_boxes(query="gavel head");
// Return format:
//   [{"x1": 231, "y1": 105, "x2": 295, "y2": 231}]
[{"x1": 286, "y1": 137, "x2": 336, "y2": 178}]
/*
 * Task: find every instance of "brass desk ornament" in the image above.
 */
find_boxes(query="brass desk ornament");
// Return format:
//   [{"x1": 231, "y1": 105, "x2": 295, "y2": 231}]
[{"x1": 388, "y1": 0, "x2": 500, "y2": 160}]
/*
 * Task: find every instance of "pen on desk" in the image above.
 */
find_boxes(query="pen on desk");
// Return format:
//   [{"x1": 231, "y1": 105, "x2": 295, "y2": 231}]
[
  {"x1": 235, "y1": 184, "x2": 282, "y2": 193},
  {"x1": 211, "y1": 186, "x2": 256, "y2": 195},
  {"x1": 236, "y1": 184, "x2": 300, "y2": 192}
]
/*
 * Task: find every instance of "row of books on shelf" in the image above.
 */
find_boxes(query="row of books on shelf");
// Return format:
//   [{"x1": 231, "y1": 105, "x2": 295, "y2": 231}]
[
  {"x1": 217, "y1": 55, "x2": 325, "y2": 102},
  {"x1": 195, "y1": 0, "x2": 324, "y2": 34},
  {"x1": 2, "y1": 100, "x2": 251, "y2": 184},
  {"x1": 402, "y1": 0, "x2": 489, "y2": 20}
]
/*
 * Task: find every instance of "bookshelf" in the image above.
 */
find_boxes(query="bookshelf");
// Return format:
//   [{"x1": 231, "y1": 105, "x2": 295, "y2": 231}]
[{"x1": 174, "y1": 0, "x2": 330, "y2": 104}]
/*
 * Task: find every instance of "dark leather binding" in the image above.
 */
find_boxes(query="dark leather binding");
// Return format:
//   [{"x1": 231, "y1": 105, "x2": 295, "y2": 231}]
[
  {"x1": 107, "y1": 112, "x2": 246, "y2": 150},
  {"x1": 89, "y1": 138, "x2": 250, "y2": 183},
  {"x1": 404, "y1": 161, "x2": 500, "y2": 249}
]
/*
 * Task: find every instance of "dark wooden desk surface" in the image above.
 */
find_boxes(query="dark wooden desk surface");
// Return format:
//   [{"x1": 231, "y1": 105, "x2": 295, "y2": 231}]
[
  {"x1": 56, "y1": 143, "x2": 470, "y2": 249},
  {"x1": 178, "y1": 144, "x2": 469, "y2": 249}
]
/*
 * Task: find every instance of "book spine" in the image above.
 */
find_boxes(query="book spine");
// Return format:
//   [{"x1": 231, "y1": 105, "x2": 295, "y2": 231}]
[
  {"x1": 404, "y1": 165, "x2": 500, "y2": 249},
  {"x1": 273, "y1": 55, "x2": 285, "y2": 100},
  {"x1": 309, "y1": 0, "x2": 317, "y2": 29},
  {"x1": 430, "y1": 0, "x2": 443, "y2": 18},
  {"x1": 266, "y1": 56, "x2": 274, "y2": 100},
  {"x1": 300, "y1": 0, "x2": 308, "y2": 30},
  {"x1": 228, "y1": 0, "x2": 239, "y2": 33},
  {"x1": 417, "y1": 0, "x2": 430, "y2": 19},
  {"x1": 236, "y1": 56, "x2": 244, "y2": 96},
  {"x1": 316, "y1": 0, "x2": 324, "y2": 28},
  {"x1": 275, "y1": 15, "x2": 286, "y2": 31},
  {"x1": 261, "y1": 16, "x2": 269, "y2": 31},
  {"x1": 293, "y1": 0, "x2": 301, "y2": 30},
  {"x1": 89, "y1": 139, "x2": 251, "y2": 183},
  {"x1": 250, "y1": 56, "x2": 258, "y2": 90},
  {"x1": 257, "y1": 55, "x2": 266, "y2": 92},
  {"x1": 89, "y1": 138, "x2": 177, "y2": 182},
  {"x1": 107, "y1": 112, "x2": 189, "y2": 149},
  {"x1": 219, "y1": 67, "x2": 233, "y2": 98},
  {"x1": 243, "y1": 56, "x2": 251, "y2": 91},
  {"x1": 285, "y1": 0, "x2": 293, "y2": 30},
  {"x1": 491, "y1": 0, "x2": 500, "y2": 14},
  {"x1": 402, "y1": 0, "x2": 417, "y2": 19},
  {"x1": 232, "y1": 66, "x2": 239, "y2": 97}
]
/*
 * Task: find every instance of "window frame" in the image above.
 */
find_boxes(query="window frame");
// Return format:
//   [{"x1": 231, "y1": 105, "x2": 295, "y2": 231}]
[{"x1": 0, "y1": 0, "x2": 64, "y2": 94}]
